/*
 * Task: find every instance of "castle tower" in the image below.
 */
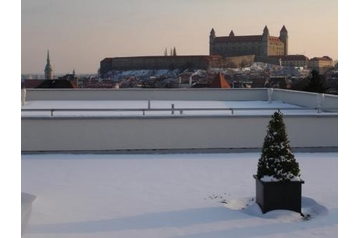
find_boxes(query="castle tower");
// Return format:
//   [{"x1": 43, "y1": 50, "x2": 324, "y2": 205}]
[
  {"x1": 44, "y1": 50, "x2": 53, "y2": 79},
  {"x1": 261, "y1": 26, "x2": 270, "y2": 57},
  {"x1": 209, "y1": 28, "x2": 216, "y2": 55},
  {"x1": 279, "y1": 25, "x2": 288, "y2": 56}
]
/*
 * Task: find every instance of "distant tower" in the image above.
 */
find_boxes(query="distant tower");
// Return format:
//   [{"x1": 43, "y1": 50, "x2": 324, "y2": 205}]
[
  {"x1": 44, "y1": 50, "x2": 53, "y2": 79},
  {"x1": 209, "y1": 28, "x2": 216, "y2": 55},
  {"x1": 261, "y1": 26, "x2": 270, "y2": 57},
  {"x1": 279, "y1": 25, "x2": 288, "y2": 56}
]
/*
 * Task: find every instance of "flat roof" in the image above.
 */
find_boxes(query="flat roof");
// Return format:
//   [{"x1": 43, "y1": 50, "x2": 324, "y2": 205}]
[
  {"x1": 21, "y1": 100, "x2": 331, "y2": 117},
  {"x1": 22, "y1": 152, "x2": 338, "y2": 237}
]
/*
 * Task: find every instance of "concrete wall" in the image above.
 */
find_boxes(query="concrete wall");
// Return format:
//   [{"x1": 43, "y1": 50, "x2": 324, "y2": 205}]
[
  {"x1": 21, "y1": 114, "x2": 337, "y2": 153},
  {"x1": 24, "y1": 88, "x2": 268, "y2": 101},
  {"x1": 272, "y1": 89, "x2": 338, "y2": 111},
  {"x1": 24, "y1": 88, "x2": 338, "y2": 112}
]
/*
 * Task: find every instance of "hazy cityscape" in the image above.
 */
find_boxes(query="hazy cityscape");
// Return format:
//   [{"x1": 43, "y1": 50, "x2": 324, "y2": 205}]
[{"x1": 21, "y1": 24, "x2": 338, "y2": 94}]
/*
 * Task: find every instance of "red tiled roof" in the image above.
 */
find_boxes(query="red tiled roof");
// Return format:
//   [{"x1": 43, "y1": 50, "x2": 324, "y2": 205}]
[
  {"x1": 209, "y1": 73, "x2": 231, "y2": 88},
  {"x1": 269, "y1": 37, "x2": 283, "y2": 44},
  {"x1": 214, "y1": 35, "x2": 262, "y2": 43}
]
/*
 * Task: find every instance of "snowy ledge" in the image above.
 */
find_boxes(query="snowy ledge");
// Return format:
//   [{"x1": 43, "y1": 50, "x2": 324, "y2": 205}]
[
  {"x1": 260, "y1": 175, "x2": 303, "y2": 182},
  {"x1": 21, "y1": 193, "x2": 36, "y2": 235},
  {"x1": 254, "y1": 175, "x2": 304, "y2": 183}
]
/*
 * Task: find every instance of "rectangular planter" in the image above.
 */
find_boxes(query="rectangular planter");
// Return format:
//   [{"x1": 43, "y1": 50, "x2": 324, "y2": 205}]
[{"x1": 253, "y1": 175, "x2": 304, "y2": 214}]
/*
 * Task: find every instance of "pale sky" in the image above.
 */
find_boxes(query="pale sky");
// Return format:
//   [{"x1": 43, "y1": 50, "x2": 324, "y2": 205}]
[{"x1": 21, "y1": 0, "x2": 338, "y2": 74}]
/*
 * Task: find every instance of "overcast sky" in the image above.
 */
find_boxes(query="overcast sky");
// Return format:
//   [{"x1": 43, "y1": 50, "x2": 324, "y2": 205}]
[{"x1": 21, "y1": 0, "x2": 338, "y2": 74}]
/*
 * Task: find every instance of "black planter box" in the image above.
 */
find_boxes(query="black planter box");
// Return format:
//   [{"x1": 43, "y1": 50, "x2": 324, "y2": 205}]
[{"x1": 253, "y1": 175, "x2": 304, "y2": 214}]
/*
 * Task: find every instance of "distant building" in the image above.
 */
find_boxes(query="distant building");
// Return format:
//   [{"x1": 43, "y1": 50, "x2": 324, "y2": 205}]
[
  {"x1": 58, "y1": 70, "x2": 78, "y2": 87},
  {"x1": 308, "y1": 56, "x2": 334, "y2": 74},
  {"x1": 209, "y1": 25, "x2": 288, "y2": 57},
  {"x1": 100, "y1": 55, "x2": 223, "y2": 76},
  {"x1": 44, "y1": 50, "x2": 53, "y2": 80},
  {"x1": 270, "y1": 55, "x2": 309, "y2": 67}
]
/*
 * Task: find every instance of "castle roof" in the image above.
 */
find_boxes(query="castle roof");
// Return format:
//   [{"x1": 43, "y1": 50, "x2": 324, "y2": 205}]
[
  {"x1": 268, "y1": 36, "x2": 284, "y2": 45},
  {"x1": 214, "y1": 35, "x2": 262, "y2": 43}
]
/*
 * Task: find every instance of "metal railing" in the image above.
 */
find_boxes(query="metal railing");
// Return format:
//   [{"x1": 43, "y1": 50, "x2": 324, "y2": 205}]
[{"x1": 21, "y1": 106, "x2": 336, "y2": 117}]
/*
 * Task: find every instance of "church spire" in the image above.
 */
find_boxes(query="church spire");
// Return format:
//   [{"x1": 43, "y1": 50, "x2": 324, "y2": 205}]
[
  {"x1": 47, "y1": 49, "x2": 50, "y2": 63},
  {"x1": 44, "y1": 50, "x2": 53, "y2": 79}
]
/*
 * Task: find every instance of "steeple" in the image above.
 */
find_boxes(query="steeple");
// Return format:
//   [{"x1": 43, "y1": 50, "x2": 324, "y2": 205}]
[
  {"x1": 47, "y1": 50, "x2": 50, "y2": 63},
  {"x1": 44, "y1": 50, "x2": 53, "y2": 79},
  {"x1": 263, "y1": 25, "x2": 269, "y2": 35},
  {"x1": 209, "y1": 28, "x2": 216, "y2": 55},
  {"x1": 210, "y1": 28, "x2": 216, "y2": 38},
  {"x1": 280, "y1": 25, "x2": 288, "y2": 33}
]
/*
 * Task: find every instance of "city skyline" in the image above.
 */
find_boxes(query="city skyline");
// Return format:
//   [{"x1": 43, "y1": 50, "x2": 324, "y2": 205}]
[{"x1": 21, "y1": 0, "x2": 338, "y2": 74}]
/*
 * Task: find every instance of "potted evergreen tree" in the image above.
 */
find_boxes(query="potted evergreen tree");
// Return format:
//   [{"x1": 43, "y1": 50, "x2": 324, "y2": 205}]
[{"x1": 253, "y1": 110, "x2": 304, "y2": 214}]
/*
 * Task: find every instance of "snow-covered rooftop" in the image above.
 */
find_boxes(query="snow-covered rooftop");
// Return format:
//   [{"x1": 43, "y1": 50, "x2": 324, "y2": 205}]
[
  {"x1": 21, "y1": 100, "x2": 328, "y2": 117},
  {"x1": 22, "y1": 152, "x2": 338, "y2": 238}
]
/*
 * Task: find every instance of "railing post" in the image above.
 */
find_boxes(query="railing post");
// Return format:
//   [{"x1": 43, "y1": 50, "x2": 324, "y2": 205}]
[
  {"x1": 21, "y1": 88, "x2": 26, "y2": 106},
  {"x1": 267, "y1": 88, "x2": 273, "y2": 103},
  {"x1": 148, "y1": 100, "x2": 151, "y2": 109},
  {"x1": 317, "y1": 93, "x2": 325, "y2": 113},
  {"x1": 171, "y1": 104, "x2": 175, "y2": 115}
]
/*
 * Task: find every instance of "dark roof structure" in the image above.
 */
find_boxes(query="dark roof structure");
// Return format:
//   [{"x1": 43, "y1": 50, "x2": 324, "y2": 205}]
[{"x1": 36, "y1": 79, "x2": 77, "y2": 88}]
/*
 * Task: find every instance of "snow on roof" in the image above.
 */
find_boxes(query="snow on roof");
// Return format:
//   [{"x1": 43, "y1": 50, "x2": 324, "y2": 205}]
[
  {"x1": 21, "y1": 100, "x2": 325, "y2": 117},
  {"x1": 22, "y1": 152, "x2": 338, "y2": 237}
]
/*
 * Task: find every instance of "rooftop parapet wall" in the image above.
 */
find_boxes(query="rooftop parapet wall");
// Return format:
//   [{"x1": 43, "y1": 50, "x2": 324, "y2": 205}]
[
  {"x1": 272, "y1": 89, "x2": 338, "y2": 112},
  {"x1": 21, "y1": 89, "x2": 337, "y2": 153},
  {"x1": 21, "y1": 114, "x2": 337, "y2": 153},
  {"x1": 23, "y1": 88, "x2": 338, "y2": 112},
  {"x1": 24, "y1": 88, "x2": 267, "y2": 101}
]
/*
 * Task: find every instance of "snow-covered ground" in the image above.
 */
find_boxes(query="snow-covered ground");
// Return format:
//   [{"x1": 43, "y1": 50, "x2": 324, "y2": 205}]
[{"x1": 22, "y1": 152, "x2": 337, "y2": 238}]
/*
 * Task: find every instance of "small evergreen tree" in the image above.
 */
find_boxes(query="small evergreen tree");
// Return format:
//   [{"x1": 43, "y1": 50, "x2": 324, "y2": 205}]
[
  {"x1": 173, "y1": 47, "x2": 177, "y2": 56},
  {"x1": 256, "y1": 110, "x2": 300, "y2": 181}
]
